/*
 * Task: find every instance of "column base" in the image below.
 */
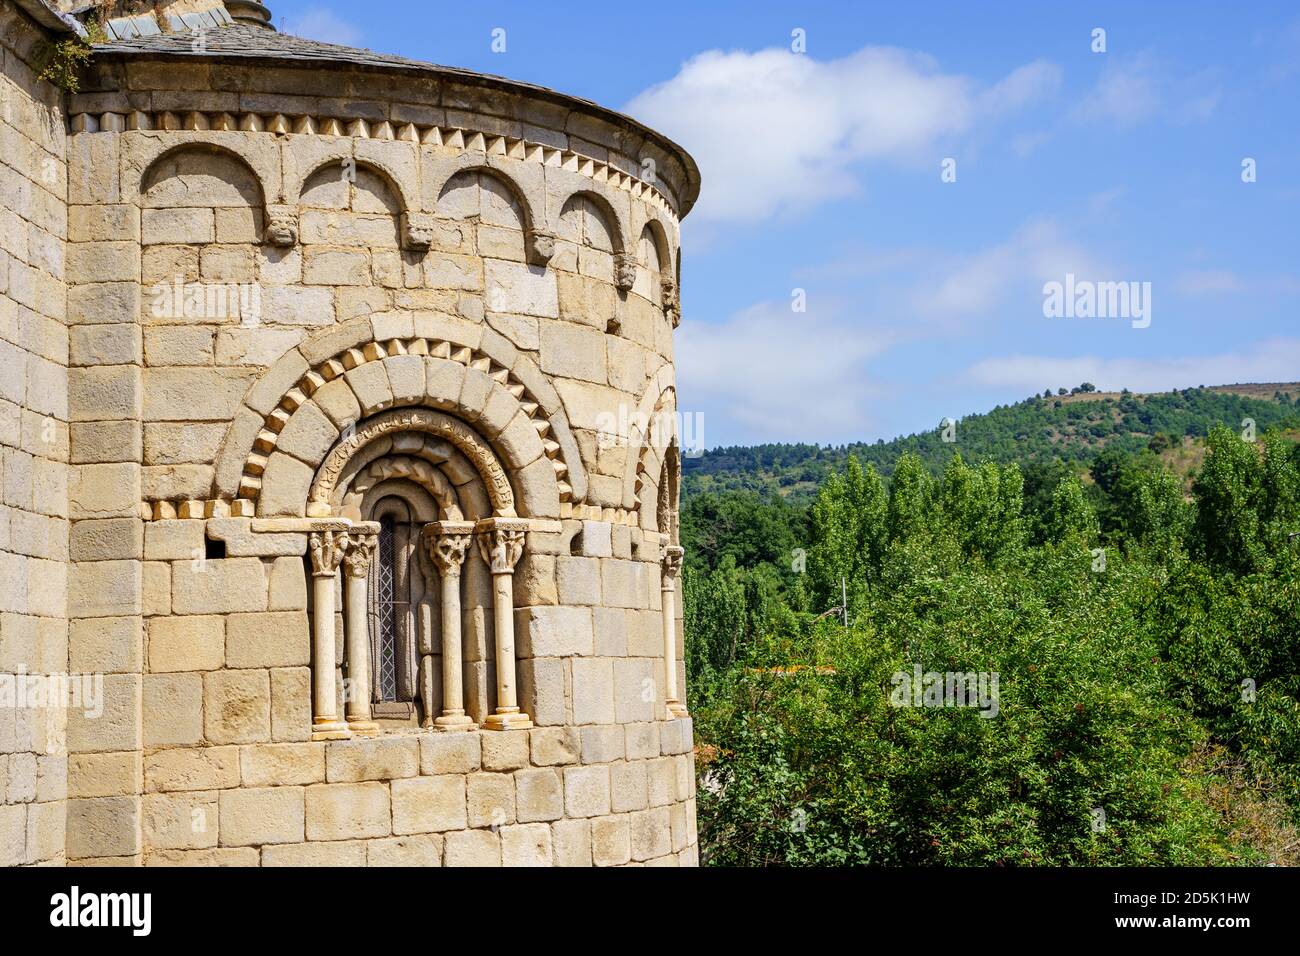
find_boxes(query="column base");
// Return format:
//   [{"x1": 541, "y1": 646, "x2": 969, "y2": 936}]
[
  {"x1": 312, "y1": 719, "x2": 352, "y2": 741},
  {"x1": 433, "y1": 713, "x2": 478, "y2": 732},
  {"x1": 482, "y1": 711, "x2": 533, "y2": 731},
  {"x1": 346, "y1": 718, "x2": 381, "y2": 736},
  {"x1": 666, "y1": 701, "x2": 689, "y2": 719}
]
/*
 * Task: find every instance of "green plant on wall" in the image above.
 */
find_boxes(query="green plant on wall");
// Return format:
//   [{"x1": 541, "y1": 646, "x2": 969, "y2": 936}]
[{"x1": 33, "y1": 19, "x2": 108, "y2": 94}]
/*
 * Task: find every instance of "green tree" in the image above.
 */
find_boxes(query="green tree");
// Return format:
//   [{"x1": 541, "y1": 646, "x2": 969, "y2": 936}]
[
  {"x1": 1192, "y1": 426, "x2": 1267, "y2": 574},
  {"x1": 1044, "y1": 474, "x2": 1097, "y2": 545}
]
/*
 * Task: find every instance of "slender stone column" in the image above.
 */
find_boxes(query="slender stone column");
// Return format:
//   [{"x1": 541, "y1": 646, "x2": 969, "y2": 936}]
[
  {"x1": 343, "y1": 524, "x2": 380, "y2": 735},
  {"x1": 309, "y1": 527, "x2": 351, "y2": 739},
  {"x1": 415, "y1": 542, "x2": 438, "y2": 729},
  {"x1": 661, "y1": 545, "x2": 688, "y2": 718},
  {"x1": 475, "y1": 517, "x2": 532, "y2": 730},
  {"x1": 422, "y1": 521, "x2": 476, "y2": 731}
]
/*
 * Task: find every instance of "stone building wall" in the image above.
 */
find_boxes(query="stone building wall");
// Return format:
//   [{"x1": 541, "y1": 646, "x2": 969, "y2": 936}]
[
  {"x1": 0, "y1": 0, "x2": 71, "y2": 867},
  {"x1": 20, "y1": 2, "x2": 702, "y2": 866}
]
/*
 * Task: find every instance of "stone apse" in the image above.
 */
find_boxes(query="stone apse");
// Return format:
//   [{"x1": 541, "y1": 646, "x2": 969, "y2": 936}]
[{"x1": 0, "y1": 0, "x2": 701, "y2": 867}]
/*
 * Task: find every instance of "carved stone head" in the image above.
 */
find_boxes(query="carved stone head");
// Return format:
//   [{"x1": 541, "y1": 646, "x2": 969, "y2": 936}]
[
  {"x1": 661, "y1": 275, "x2": 680, "y2": 326},
  {"x1": 614, "y1": 252, "x2": 637, "y2": 292},
  {"x1": 526, "y1": 228, "x2": 555, "y2": 265},
  {"x1": 403, "y1": 212, "x2": 435, "y2": 252},
  {"x1": 264, "y1": 208, "x2": 298, "y2": 247}
]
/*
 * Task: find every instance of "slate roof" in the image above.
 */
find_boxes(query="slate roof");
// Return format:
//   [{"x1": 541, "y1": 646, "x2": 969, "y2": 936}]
[
  {"x1": 93, "y1": 22, "x2": 446, "y2": 74},
  {"x1": 92, "y1": 23, "x2": 624, "y2": 124}
]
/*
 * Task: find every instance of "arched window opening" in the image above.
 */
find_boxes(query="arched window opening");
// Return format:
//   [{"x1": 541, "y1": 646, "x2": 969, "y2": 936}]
[
  {"x1": 367, "y1": 496, "x2": 422, "y2": 717},
  {"x1": 375, "y1": 514, "x2": 400, "y2": 702},
  {"x1": 304, "y1": 411, "x2": 536, "y2": 738},
  {"x1": 658, "y1": 442, "x2": 681, "y2": 545}
]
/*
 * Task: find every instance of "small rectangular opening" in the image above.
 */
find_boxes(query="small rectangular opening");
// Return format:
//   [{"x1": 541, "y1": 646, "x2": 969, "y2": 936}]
[{"x1": 204, "y1": 536, "x2": 226, "y2": 560}]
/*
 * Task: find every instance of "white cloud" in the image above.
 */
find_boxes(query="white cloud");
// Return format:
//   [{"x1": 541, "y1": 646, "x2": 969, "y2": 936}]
[
  {"x1": 1174, "y1": 270, "x2": 1240, "y2": 295},
  {"x1": 912, "y1": 219, "x2": 1110, "y2": 321},
  {"x1": 1075, "y1": 54, "x2": 1221, "y2": 127},
  {"x1": 288, "y1": 8, "x2": 362, "y2": 46},
  {"x1": 962, "y1": 338, "x2": 1300, "y2": 393},
  {"x1": 794, "y1": 243, "x2": 929, "y2": 281},
  {"x1": 1173, "y1": 270, "x2": 1300, "y2": 297},
  {"x1": 979, "y1": 60, "x2": 1064, "y2": 113},
  {"x1": 626, "y1": 47, "x2": 1060, "y2": 224},
  {"x1": 1075, "y1": 55, "x2": 1162, "y2": 127},
  {"x1": 676, "y1": 299, "x2": 896, "y2": 442}
]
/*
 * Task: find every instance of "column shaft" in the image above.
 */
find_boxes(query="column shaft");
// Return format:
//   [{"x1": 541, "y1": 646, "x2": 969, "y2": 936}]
[
  {"x1": 309, "y1": 528, "x2": 351, "y2": 739},
  {"x1": 343, "y1": 527, "x2": 379, "y2": 735},
  {"x1": 423, "y1": 521, "x2": 475, "y2": 731},
  {"x1": 661, "y1": 546, "x2": 688, "y2": 718},
  {"x1": 476, "y1": 518, "x2": 532, "y2": 730}
]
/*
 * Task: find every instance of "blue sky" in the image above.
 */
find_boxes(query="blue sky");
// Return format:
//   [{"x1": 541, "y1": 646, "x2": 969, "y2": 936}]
[{"x1": 272, "y1": 0, "x2": 1300, "y2": 448}]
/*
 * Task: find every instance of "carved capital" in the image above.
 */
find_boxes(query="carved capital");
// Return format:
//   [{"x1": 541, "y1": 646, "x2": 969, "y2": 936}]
[
  {"x1": 343, "y1": 528, "x2": 378, "y2": 578},
  {"x1": 402, "y1": 211, "x2": 435, "y2": 252},
  {"x1": 661, "y1": 545, "x2": 685, "y2": 582},
  {"x1": 475, "y1": 518, "x2": 528, "y2": 575},
  {"x1": 265, "y1": 205, "x2": 298, "y2": 247},
  {"x1": 526, "y1": 228, "x2": 555, "y2": 265},
  {"x1": 422, "y1": 521, "x2": 474, "y2": 577},
  {"x1": 613, "y1": 252, "x2": 637, "y2": 292},
  {"x1": 309, "y1": 529, "x2": 349, "y2": 577}
]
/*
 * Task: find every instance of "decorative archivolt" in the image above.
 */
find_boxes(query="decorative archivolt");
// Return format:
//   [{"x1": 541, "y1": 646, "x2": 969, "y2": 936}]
[
  {"x1": 78, "y1": 108, "x2": 680, "y2": 221},
  {"x1": 310, "y1": 408, "x2": 515, "y2": 517},
  {"x1": 230, "y1": 338, "x2": 566, "y2": 511},
  {"x1": 342, "y1": 454, "x2": 466, "y2": 521},
  {"x1": 197, "y1": 314, "x2": 585, "y2": 522}
]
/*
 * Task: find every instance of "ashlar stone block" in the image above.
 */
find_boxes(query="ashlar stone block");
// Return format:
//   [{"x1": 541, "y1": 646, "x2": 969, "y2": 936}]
[{"x1": 391, "y1": 776, "x2": 465, "y2": 835}]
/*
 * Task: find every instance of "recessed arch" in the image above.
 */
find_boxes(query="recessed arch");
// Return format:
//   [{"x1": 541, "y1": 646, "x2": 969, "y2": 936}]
[
  {"x1": 359, "y1": 476, "x2": 440, "y2": 524},
  {"x1": 128, "y1": 135, "x2": 279, "y2": 207},
  {"x1": 340, "y1": 454, "x2": 466, "y2": 521},
  {"x1": 288, "y1": 149, "x2": 418, "y2": 216},
  {"x1": 637, "y1": 219, "x2": 670, "y2": 272},
  {"x1": 431, "y1": 160, "x2": 542, "y2": 237},
  {"x1": 310, "y1": 408, "x2": 515, "y2": 517},
  {"x1": 300, "y1": 162, "x2": 403, "y2": 215},
  {"x1": 140, "y1": 142, "x2": 267, "y2": 210},
  {"x1": 656, "y1": 439, "x2": 681, "y2": 542},
  {"x1": 557, "y1": 188, "x2": 629, "y2": 255},
  {"x1": 621, "y1": 362, "x2": 677, "y2": 521}
]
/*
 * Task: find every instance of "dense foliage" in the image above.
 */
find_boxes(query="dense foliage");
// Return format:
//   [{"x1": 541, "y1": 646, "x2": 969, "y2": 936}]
[{"x1": 683, "y1": 424, "x2": 1300, "y2": 866}]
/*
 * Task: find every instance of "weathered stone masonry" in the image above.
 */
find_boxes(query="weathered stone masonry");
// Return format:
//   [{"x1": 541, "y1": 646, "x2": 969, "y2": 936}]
[{"x1": 0, "y1": 0, "x2": 701, "y2": 866}]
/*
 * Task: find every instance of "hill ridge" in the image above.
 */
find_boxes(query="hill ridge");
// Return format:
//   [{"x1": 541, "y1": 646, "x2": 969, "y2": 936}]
[{"x1": 683, "y1": 382, "x2": 1300, "y2": 498}]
